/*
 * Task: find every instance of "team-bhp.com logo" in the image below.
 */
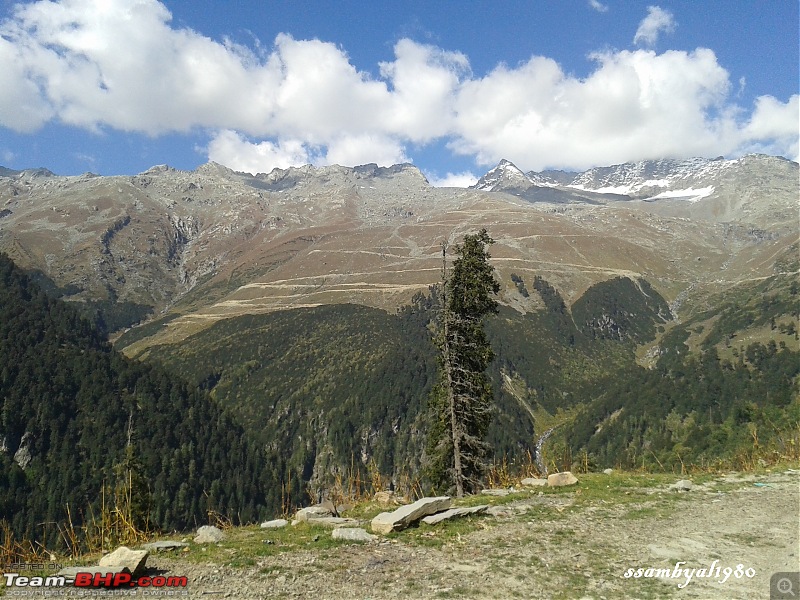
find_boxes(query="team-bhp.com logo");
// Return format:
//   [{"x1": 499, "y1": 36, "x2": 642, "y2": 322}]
[{"x1": 4, "y1": 572, "x2": 188, "y2": 589}]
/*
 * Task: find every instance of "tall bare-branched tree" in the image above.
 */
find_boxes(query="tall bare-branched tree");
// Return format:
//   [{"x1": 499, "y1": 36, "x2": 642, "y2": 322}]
[{"x1": 426, "y1": 229, "x2": 500, "y2": 497}]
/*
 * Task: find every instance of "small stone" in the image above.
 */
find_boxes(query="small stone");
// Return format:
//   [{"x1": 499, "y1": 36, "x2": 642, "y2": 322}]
[
  {"x1": 194, "y1": 525, "x2": 225, "y2": 543},
  {"x1": 669, "y1": 479, "x2": 694, "y2": 492},
  {"x1": 603, "y1": 468, "x2": 614, "y2": 475},
  {"x1": 547, "y1": 471, "x2": 579, "y2": 487},
  {"x1": 98, "y1": 546, "x2": 149, "y2": 577},
  {"x1": 332, "y1": 528, "x2": 377, "y2": 542},
  {"x1": 260, "y1": 519, "x2": 289, "y2": 529},
  {"x1": 520, "y1": 478, "x2": 548, "y2": 487}
]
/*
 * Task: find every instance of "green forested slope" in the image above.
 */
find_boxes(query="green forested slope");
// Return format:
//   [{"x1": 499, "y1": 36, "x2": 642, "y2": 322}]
[
  {"x1": 0, "y1": 254, "x2": 270, "y2": 542},
  {"x1": 563, "y1": 273, "x2": 800, "y2": 470}
]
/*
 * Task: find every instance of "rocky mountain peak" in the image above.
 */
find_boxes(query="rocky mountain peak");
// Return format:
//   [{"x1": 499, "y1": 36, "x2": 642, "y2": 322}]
[{"x1": 472, "y1": 159, "x2": 530, "y2": 191}]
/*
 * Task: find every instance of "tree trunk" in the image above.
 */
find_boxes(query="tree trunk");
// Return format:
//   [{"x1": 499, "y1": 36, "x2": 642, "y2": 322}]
[{"x1": 442, "y1": 242, "x2": 464, "y2": 498}]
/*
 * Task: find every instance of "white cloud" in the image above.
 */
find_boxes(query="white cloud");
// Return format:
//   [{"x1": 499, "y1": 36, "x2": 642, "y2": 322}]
[
  {"x1": 206, "y1": 130, "x2": 312, "y2": 174},
  {"x1": 634, "y1": 6, "x2": 676, "y2": 46},
  {"x1": 0, "y1": 0, "x2": 797, "y2": 174},
  {"x1": 588, "y1": 0, "x2": 609, "y2": 13},
  {"x1": 323, "y1": 134, "x2": 409, "y2": 168},
  {"x1": 427, "y1": 171, "x2": 479, "y2": 188}
]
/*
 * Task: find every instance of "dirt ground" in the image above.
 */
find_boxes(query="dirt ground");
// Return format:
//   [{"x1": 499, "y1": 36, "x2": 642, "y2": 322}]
[
  {"x1": 4, "y1": 470, "x2": 796, "y2": 599},
  {"x1": 136, "y1": 469, "x2": 799, "y2": 600}
]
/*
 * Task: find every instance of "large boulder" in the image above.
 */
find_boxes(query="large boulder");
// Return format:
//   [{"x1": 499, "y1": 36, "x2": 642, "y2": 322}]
[
  {"x1": 194, "y1": 525, "x2": 225, "y2": 544},
  {"x1": 371, "y1": 496, "x2": 451, "y2": 534},
  {"x1": 98, "y1": 546, "x2": 149, "y2": 577},
  {"x1": 295, "y1": 505, "x2": 335, "y2": 522},
  {"x1": 547, "y1": 472, "x2": 579, "y2": 487}
]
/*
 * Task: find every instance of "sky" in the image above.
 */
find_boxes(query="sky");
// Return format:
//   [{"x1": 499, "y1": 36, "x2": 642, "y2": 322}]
[{"x1": 0, "y1": 1, "x2": 797, "y2": 185}]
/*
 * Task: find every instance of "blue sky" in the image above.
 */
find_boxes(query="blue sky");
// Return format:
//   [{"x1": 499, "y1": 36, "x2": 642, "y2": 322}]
[{"x1": 0, "y1": 0, "x2": 797, "y2": 184}]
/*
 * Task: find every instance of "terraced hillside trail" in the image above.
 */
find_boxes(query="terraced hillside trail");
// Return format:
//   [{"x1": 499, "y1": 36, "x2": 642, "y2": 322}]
[{"x1": 142, "y1": 469, "x2": 798, "y2": 599}]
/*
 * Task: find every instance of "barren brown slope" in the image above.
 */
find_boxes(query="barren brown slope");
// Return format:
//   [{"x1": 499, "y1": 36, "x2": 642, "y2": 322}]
[{"x1": 0, "y1": 158, "x2": 796, "y2": 354}]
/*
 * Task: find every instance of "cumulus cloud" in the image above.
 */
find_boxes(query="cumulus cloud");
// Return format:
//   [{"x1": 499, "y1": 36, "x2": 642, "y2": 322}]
[
  {"x1": 427, "y1": 171, "x2": 479, "y2": 188},
  {"x1": 588, "y1": 0, "x2": 609, "y2": 13},
  {"x1": 634, "y1": 6, "x2": 676, "y2": 46},
  {"x1": 206, "y1": 130, "x2": 313, "y2": 174},
  {"x1": 0, "y1": 0, "x2": 797, "y2": 174}
]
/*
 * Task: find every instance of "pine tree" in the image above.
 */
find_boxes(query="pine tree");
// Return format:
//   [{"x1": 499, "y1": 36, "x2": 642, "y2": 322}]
[{"x1": 428, "y1": 229, "x2": 500, "y2": 497}]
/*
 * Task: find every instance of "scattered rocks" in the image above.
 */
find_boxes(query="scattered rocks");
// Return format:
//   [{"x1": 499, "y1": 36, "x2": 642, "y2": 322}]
[
  {"x1": 98, "y1": 546, "x2": 149, "y2": 577},
  {"x1": 194, "y1": 525, "x2": 226, "y2": 543},
  {"x1": 521, "y1": 478, "x2": 548, "y2": 487},
  {"x1": 260, "y1": 519, "x2": 289, "y2": 529},
  {"x1": 669, "y1": 479, "x2": 694, "y2": 492},
  {"x1": 371, "y1": 496, "x2": 451, "y2": 534},
  {"x1": 547, "y1": 471, "x2": 579, "y2": 487},
  {"x1": 331, "y1": 528, "x2": 377, "y2": 542},
  {"x1": 141, "y1": 541, "x2": 188, "y2": 552},
  {"x1": 422, "y1": 505, "x2": 489, "y2": 525}
]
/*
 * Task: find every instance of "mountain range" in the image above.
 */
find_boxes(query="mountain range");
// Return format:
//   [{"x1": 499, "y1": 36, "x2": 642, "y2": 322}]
[{"x1": 0, "y1": 153, "x2": 797, "y2": 527}]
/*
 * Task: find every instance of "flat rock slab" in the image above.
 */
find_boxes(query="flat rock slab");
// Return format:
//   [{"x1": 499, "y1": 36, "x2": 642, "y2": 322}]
[
  {"x1": 260, "y1": 519, "x2": 289, "y2": 529},
  {"x1": 521, "y1": 478, "x2": 548, "y2": 487},
  {"x1": 547, "y1": 472, "x2": 579, "y2": 487},
  {"x1": 57, "y1": 566, "x2": 131, "y2": 585},
  {"x1": 141, "y1": 541, "x2": 188, "y2": 552},
  {"x1": 304, "y1": 517, "x2": 362, "y2": 528},
  {"x1": 481, "y1": 489, "x2": 512, "y2": 496},
  {"x1": 422, "y1": 505, "x2": 489, "y2": 525},
  {"x1": 331, "y1": 528, "x2": 377, "y2": 542},
  {"x1": 194, "y1": 525, "x2": 226, "y2": 543},
  {"x1": 295, "y1": 505, "x2": 335, "y2": 522},
  {"x1": 98, "y1": 546, "x2": 149, "y2": 577},
  {"x1": 371, "y1": 496, "x2": 451, "y2": 534}
]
